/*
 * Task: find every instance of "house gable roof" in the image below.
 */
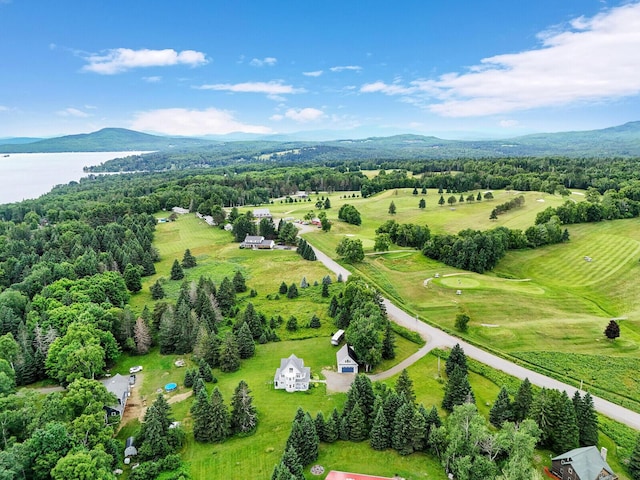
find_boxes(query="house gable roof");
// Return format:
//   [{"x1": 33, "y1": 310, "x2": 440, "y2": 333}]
[
  {"x1": 553, "y1": 446, "x2": 616, "y2": 480},
  {"x1": 243, "y1": 235, "x2": 265, "y2": 243},
  {"x1": 100, "y1": 374, "x2": 130, "y2": 413},
  {"x1": 337, "y1": 344, "x2": 357, "y2": 364},
  {"x1": 275, "y1": 354, "x2": 311, "y2": 382}
]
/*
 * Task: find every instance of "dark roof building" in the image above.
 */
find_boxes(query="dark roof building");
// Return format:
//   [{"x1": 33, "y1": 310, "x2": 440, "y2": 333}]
[
  {"x1": 550, "y1": 446, "x2": 618, "y2": 480},
  {"x1": 101, "y1": 373, "x2": 130, "y2": 418}
]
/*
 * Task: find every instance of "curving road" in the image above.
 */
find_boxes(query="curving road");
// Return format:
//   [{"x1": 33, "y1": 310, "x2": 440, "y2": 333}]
[{"x1": 309, "y1": 242, "x2": 640, "y2": 431}]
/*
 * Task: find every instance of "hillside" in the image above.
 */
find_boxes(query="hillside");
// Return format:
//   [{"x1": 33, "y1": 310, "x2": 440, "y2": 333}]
[{"x1": 0, "y1": 128, "x2": 216, "y2": 153}]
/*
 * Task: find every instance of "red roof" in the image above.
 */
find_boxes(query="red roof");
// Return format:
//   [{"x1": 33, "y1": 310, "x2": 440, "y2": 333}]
[{"x1": 324, "y1": 471, "x2": 399, "y2": 480}]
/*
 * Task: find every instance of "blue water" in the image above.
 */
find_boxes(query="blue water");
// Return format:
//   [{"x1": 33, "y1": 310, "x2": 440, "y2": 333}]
[{"x1": 0, "y1": 151, "x2": 148, "y2": 204}]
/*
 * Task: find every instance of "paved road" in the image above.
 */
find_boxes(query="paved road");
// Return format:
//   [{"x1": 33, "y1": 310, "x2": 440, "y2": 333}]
[{"x1": 309, "y1": 242, "x2": 640, "y2": 430}]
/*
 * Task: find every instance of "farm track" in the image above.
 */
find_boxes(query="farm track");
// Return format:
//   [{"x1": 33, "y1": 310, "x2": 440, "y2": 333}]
[{"x1": 309, "y1": 241, "x2": 640, "y2": 430}]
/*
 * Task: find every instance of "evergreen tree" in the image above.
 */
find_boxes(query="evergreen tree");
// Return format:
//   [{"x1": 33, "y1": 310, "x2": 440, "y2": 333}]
[
  {"x1": 183, "y1": 368, "x2": 196, "y2": 388},
  {"x1": 309, "y1": 314, "x2": 321, "y2": 329},
  {"x1": 445, "y1": 343, "x2": 468, "y2": 377},
  {"x1": 395, "y1": 369, "x2": 416, "y2": 404},
  {"x1": 230, "y1": 380, "x2": 258, "y2": 435},
  {"x1": 314, "y1": 412, "x2": 326, "y2": 442},
  {"x1": 442, "y1": 364, "x2": 475, "y2": 412},
  {"x1": 423, "y1": 405, "x2": 442, "y2": 450},
  {"x1": 512, "y1": 377, "x2": 533, "y2": 423},
  {"x1": 604, "y1": 319, "x2": 620, "y2": 340},
  {"x1": 381, "y1": 321, "x2": 396, "y2": 360},
  {"x1": 321, "y1": 283, "x2": 329, "y2": 298},
  {"x1": 370, "y1": 407, "x2": 391, "y2": 450},
  {"x1": 286, "y1": 316, "x2": 298, "y2": 331},
  {"x1": 300, "y1": 413, "x2": 319, "y2": 464},
  {"x1": 489, "y1": 386, "x2": 512, "y2": 428},
  {"x1": 555, "y1": 391, "x2": 580, "y2": 452},
  {"x1": 438, "y1": 195, "x2": 445, "y2": 206},
  {"x1": 237, "y1": 323, "x2": 256, "y2": 359},
  {"x1": 279, "y1": 447, "x2": 305, "y2": 480},
  {"x1": 279, "y1": 281, "x2": 288, "y2": 294},
  {"x1": 192, "y1": 376, "x2": 206, "y2": 397},
  {"x1": 287, "y1": 283, "x2": 299, "y2": 299},
  {"x1": 133, "y1": 317, "x2": 152, "y2": 354},
  {"x1": 348, "y1": 402, "x2": 368, "y2": 442},
  {"x1": 218, "y1": 332, "x2": 240, "y2": 373},
  {"x1": 421, "y1": 186, "x2": 427, "y2": 194},
  {"x1": 573, "y1": 391, "x2": 598, "y2": 447},
  {"x1": 191, "y1": 388, "x2": 215, "y2": 442},
  {"x1": 181, "y1": 249, "x2": 197, "y2": 268},
  {"x1": 170, "y1": 259, "x2": 184, "y2": 280},
  {"x1": 233, "y1": 270, "x2": 247, "y2": 293},
  {"x1": 123, "y1": 263, "x2": 142, "y2": 292},
  {"x1": 629, "y1": 434, "x2": 640, "y2": 480},
  {"x1": 419, "y1": 198, "x2": 426, "y2": 209},
  {"x1": 216, "y1": 276, "x2": 236, "y2": 315},
  {"x1": 412, "y1": 187, "x2": 419, "y2": 195},
  {"x1": 324, "y1": 408, "x2": 339, "y2": 443},
  {"x1": 300, "y1": 277, "x2": 308, "y2": 288},
  {"x1": 382, "y1": 391, "x2": 403, "y2": 429},
  {"x1": 242, "y1": 303, "x2": 264, "y2": 339},
  {"x1": 209, "y1": 387, "x2": 230, "y2": 442},
  {"x1": 388, "y1": 201, "x2": 397, "y2": 215},
  {"x1": 138, "y1": 394, "x2": 174, "y2": 460},
  {"x1": 271, "y1": 462, "x2": 297, "y2": 480},
  {"x1": 392, "y1": 403, "x2": 425, "y2": 455},
  {"x1": 198, "y1": 358, "x2": 214, "y2": 382},
  {"x1": 328, "y1": 295, "x2": 339, "y2": 317}
]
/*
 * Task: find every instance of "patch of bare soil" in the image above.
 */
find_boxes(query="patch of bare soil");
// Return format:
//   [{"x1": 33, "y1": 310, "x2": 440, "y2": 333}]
[
  {"x1": 118, "y1": 373, "x2": 146, "y2": 432},
  {"x1": 167, "y1": 390, "x2": 193, "y2": 404}
]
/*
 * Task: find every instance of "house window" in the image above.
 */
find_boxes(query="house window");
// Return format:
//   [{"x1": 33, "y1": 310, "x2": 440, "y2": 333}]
[
  {"x1": 289, "y1": 367, "x2": 293, "y2": 373},
  {"x1": 568, "y1": 468, "x2": 573, "y2": 476}
]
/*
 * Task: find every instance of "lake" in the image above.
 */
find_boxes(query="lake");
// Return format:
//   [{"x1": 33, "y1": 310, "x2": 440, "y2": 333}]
[{"x1": 0, "y1": 152, "x2": 149, "y2": 204}]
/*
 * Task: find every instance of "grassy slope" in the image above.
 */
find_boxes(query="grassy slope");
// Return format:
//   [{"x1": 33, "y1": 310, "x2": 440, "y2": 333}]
[
  {"x1": 287, "y1": 188, "x2": 640, "y2": 406},
  {"x1": 117, "y1": 198, "x2": 638, "y2": 479}
]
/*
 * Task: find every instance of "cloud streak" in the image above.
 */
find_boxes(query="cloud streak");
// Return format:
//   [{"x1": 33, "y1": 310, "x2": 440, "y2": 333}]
[
  {"x1": 131, "y1": 108, "x2": 272, "y2": 135},
  {"x1": 303, "y1": 70, "x2": 323, "y2": 77},
  {"x1": 361, "y1": 2, "x2": 640, "y2": 117},
  {"x1": 195, "y1": 81, "x2": 304, "y2": 95},
  {"x1": 249, "y1": 57, "x2": 277, "y2": 67},
  {"x1": 271, "y1": 107, "x2": 325, "y2": 123},
  {"x1": 57, "y1": 107, "x2": 90, "y2": 117},
  {"x1": 330, "y1": 65, "x2": 362, "y2": 72},
  {"x1": 82, "y1": 48, "x2": 207, "y2": 74}
]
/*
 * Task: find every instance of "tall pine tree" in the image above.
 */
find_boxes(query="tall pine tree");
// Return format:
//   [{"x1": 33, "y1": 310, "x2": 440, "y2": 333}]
[
  {"x1": 209, "y1": 387, "x2": 230, "y2": 442},
  {"x1": 230, "y1": 380, "x2": 258, "y2": 435},
  {"x1": 489, "y1": 386, "x2": 512, "y2": 428}
]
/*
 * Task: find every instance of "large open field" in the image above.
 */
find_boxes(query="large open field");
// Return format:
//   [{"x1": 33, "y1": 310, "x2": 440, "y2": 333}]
[{"x1": 286, "y1": 188, "x2": 640, "y2": 410}]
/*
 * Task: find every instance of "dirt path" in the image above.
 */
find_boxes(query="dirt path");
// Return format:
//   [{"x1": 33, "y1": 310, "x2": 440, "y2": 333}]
[
  {"x1": 118, "y1": 373, "x2": 146, "y2": 432},
  {"x1": 168, "y1": 390, "x2": 193, "y2": 404}
]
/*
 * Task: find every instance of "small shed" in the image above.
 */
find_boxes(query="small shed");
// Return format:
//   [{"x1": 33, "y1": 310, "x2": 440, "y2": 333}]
[
  {"x1": 124, "y1": 437, "x2": 137, "y2": 457},
  {"x1": 337, "y1": 344, "x2": 358, "y2": 374}
]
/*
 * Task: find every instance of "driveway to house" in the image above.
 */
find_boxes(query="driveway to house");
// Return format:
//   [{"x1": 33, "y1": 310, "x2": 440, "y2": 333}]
[{"x1": 308, "y1": 242, "x2": 640, "y2": 430}]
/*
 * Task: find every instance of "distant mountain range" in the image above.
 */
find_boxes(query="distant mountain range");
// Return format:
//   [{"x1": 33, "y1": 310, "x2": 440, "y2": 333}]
[
  {"x1": 0, "y1": 128, "x2": 214, "y2": 153},
  {"x1": 1, "y1": 122, "x2": 640, "y2": 159}
]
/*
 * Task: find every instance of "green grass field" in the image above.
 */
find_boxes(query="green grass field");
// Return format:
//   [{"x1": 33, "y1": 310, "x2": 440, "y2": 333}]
[{"x1": 112, "y1": 194, "x2": 640, "y2": 479}]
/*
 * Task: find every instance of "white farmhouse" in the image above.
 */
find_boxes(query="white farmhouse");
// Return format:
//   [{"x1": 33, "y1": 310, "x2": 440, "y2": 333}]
[{"x1": 274, "y1": 354, "x2": 310, "y2": 392}]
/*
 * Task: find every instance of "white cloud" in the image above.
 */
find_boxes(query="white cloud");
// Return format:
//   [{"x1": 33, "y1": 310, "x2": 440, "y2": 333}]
[
  {"x1": 330, "y1": 65, "x2": 362, "y2": 72},
  {"x1": 195, "y1": 81, "x2": 304, "y2": 95},
  {"x1": 143, "y1": 76, "x2": 162, "y2": 83},
  {"x1": 82, "y1": 48, "x2": 208, "y2": 74},
  {"x1": 0, "y1": 105, "x2": 8, "y2": 112},
  {"x1": 57, "y1": 107, "x2": 90, "y2": 118},
  {"x1": 499, "y1": 119, "x2": 520, "y2": 128},
  {"x1": 130, "y1": 107, "x2": 272, "y2": 135},
  {"x1": 283, "y1": 107, "x2": 325, "y2": 123},
  {"x1": 249, "y1": 57, "x2": 277, "y2": 67},
  {"x1": 270, "y1": 114, "x2": 284, "y2": 121},
  {"x1": 361, "y1": 2, "x2": 640, "y2": 117},
  {"x1": 303, "y1": 70, "x2": 323, "y2": 77}
]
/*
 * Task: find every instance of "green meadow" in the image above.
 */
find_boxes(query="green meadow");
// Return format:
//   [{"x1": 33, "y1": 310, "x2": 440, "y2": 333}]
[
  {"x1": 112, "y1": 189, "x2": 640, "y2": 479},
  {"x1": 283, "y1": 187, "x2": 640, "y2": 409}
]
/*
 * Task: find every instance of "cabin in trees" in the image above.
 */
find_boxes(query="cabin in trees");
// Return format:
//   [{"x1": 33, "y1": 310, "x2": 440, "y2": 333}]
[
  {"x1": 550, "y1": 446, "x2": 617, "y2": 480},
  {"x1": 101, "y1": 374, "x2": 130, "y2": 419},
  {"x1": 336, "y1": 344, "x2": 359, "y2": 374},
  {"x1": 252, "y1": 208, "x2": 272, "y2": 219},
  {"x1": 171, "y1": 206, "x2": 190, "y2": 215},
  {"x1": 274, "y1": 354, "x2": 310, "y2": 392},
  {"x1": 240, "y1": 235, "x2": 275, "y2": 249},
  {"x1": 325, "y1": 471, "x2": 404, "y2": 480}
]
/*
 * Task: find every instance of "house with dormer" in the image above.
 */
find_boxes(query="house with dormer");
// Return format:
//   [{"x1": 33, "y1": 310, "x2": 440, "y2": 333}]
[
  {"x1": 550, "y1": 446, "x2": 618, "y2": 480},
  {"x1": 274, "y1": 354, "x2": 310, "y2": 392}
]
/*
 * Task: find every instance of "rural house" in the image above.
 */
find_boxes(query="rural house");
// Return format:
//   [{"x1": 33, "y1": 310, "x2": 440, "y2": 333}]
[
  {"x1": 240, "y1": 235, "x2": 274, "y2": 249},
  {"x1": 550, "y1": 446, "x2": 618, "y2": 480},
  {"x1": 252, "y1": 208, "x2": 272, "y2": 218},
  {"x1": 336, "y1": 344, "x2": 359, "y2": 374},
  {"x1": 274, "y1": 354, "x2": 310, "y2": 392},
  {"x1": 101, "y1": 374, "x2": 130, "y2": 419}
]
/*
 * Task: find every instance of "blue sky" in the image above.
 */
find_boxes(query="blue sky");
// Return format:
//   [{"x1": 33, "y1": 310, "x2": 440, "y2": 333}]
[{"x1": 1, "y1": 0, "x2": 639, "y2": 139}]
